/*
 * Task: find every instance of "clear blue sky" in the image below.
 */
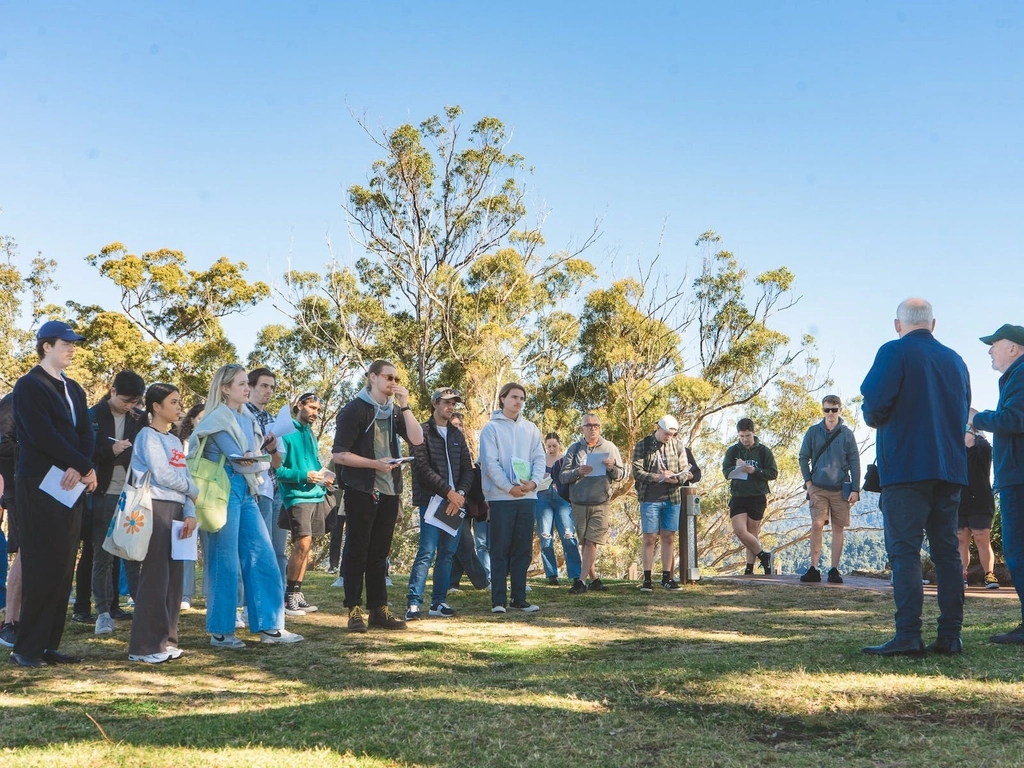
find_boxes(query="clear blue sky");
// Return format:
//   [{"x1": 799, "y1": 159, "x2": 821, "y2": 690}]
[{"x1": 2, "y1": 1, "x2": 1022, "y2": 418}]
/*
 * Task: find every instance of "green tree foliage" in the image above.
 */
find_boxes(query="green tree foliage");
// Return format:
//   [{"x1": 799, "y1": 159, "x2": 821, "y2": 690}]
[
  {"x1": 0, "y1": 230, "x2": 60, "y2": 389},
  {"x1": 345, "y1": 106, "x2": 598, "y2": 429},
  {"x1": 69, "y1": 242, "x2": 270, "y2": 399}
]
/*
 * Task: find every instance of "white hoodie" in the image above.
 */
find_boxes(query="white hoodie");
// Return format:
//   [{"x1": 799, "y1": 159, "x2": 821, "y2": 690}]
[{"x1": 479, "y1": 409, "x2": 546, "y2": 502}]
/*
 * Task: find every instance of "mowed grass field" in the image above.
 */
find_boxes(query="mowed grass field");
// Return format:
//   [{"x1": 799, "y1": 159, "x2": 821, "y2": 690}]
[{"x1": 3, "y1": 572, "x2": 1024, "y2": 767}]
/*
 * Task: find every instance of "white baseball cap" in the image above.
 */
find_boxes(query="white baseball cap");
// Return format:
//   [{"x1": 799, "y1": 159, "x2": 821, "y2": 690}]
[{"x1": 657, "y1": 415, "x2": 679, "y2": 432}]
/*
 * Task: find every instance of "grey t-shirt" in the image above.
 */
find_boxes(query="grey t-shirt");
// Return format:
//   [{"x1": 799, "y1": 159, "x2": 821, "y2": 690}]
[
  {"x1": 373, "y1": 416, "x2": 396, "y2": 496},
  {"x1": 107, "y1": 411, "x2": 128, "y2": 496}
]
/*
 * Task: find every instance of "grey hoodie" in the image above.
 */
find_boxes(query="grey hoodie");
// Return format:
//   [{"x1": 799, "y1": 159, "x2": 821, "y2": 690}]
[{"x1": 479, "y1": 409, "x2": 546, "y2": 502}]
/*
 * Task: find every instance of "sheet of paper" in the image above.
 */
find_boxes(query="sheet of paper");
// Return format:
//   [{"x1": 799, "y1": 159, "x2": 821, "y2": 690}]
[
  {"x1": 670, "y1": 466, "x2": 693, "y2": 479},
  {"x1": 537, "y1": 476, "x2": 553, "y2": 491},
  {"x1": 171, "y1": 520, "x2": 199, "y2": 561},
  {"x1": 586, "y1": 452, "x2": 609, "y2": 477},
  {"x1": 40, "y1": 465, "x2": 87, "y2": 507},
  {"x1": 512, "y1": 457, "x2": 533, "y2": 483},
  {"x1": 728, "y1": 465, "x2": 749, "y2": 480},
  {"x1": 267, "y1": 405, "x2": 297, "y2": 440},
  {"x1": 385, "y1": 456, "x2": 415, "y2": 466},
  {"x1": 423, "y1": 494, "x2": 463, "y2": 536}
]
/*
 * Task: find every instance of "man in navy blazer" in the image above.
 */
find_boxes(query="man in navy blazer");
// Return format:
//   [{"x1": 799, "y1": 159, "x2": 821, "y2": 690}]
[
  {"x1": 861, "y1": 298, "x2": 970, "y2": 657},
  {"x1": 970, "y1": 324, "x2": 1024, "y2": 644}
]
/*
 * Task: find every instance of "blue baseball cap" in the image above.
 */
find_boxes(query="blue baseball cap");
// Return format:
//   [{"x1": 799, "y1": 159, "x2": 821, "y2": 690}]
[{"x1": 36, "y1": 320, "x2": 86, "y2": 342}]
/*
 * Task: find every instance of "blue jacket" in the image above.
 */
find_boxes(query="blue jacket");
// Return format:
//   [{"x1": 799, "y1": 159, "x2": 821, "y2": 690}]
[
  {"x1": 861, "y1": 329, "x2": 970, "y2": 487},
  {"x1": 972, "y1": 355, "x2": 1024, "y2": 490}
]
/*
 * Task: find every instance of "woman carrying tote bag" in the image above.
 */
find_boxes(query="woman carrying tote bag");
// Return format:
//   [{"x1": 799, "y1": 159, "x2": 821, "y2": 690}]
[
  {"x1": 188, "y1": 364, "x2": 303, "y2": 648},
  {"x1": 127, "y1": 383, "x2": 200, "y2": 664}
]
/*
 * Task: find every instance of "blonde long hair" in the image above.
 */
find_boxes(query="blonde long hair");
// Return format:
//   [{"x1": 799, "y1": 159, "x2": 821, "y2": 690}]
[{"x1": 206, "y1": 364, "x2": 248, "y2": 411}]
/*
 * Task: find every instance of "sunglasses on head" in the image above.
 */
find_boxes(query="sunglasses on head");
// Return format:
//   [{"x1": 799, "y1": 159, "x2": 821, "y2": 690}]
[
  {"x1": 297, "y1": 392, "x2": 321, "y2": 405},
  {"x1": 823, "y1": 407, "x2": 840, "y2": 414}
]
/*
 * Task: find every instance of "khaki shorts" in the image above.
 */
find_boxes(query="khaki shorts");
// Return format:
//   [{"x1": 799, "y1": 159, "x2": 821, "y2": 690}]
[
  {"x1": 572, "y1": 502, "x2": 611, "y2": 545},
  {"x1": 808, "y1": 484, "x2": 850, "y2": 527}
]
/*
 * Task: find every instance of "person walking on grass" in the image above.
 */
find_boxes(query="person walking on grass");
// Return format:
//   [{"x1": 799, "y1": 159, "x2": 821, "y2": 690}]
[
  {"x1": 969, "y1": 323, "x2": 1024, "y2": 644},
  {"x1": 479, "y1": 383, "x2": 545, "y2": 614},
  {"x1": 332, "y1": 360, "x2": 423, "y2": 633},
  {"x1": 189, "y1": 364, "x2": 302, "y2": 648},
  {"x1": 722, "y1": 418, "x2": 777, "y2": 576},
  {"x1": 798, "y1": 395, "x2": 860, "y2": 585},
  {"x1": 406, "y1": 387, "x2": 473, "y2": 621},
  {"x1": 632, "y1": 415, "x2": 701, "y2": 592},
  {"x1": 861, "y1": 298, "x2": 969, "y2": 657},
  {"x1": 127, "y1": 383, "x2": 199, "y2": 664}
]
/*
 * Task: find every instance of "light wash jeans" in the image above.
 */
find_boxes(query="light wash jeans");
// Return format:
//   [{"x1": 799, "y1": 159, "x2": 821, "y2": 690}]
[
  {"x1": 204, "y1": 467, "x2": 284, "y2": 635},
  {"x1": 257, "y1": 493, "x2": 289, "y2": 586},
  {"x1": 535, "y1": 489, "x2": 582, "y2": 580},
  {"x1": 407, "y1": 505, "x2": 460, "y2": 607}
]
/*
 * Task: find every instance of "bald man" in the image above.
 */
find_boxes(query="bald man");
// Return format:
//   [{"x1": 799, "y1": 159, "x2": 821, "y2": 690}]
[{"x1": 861, "y1": 298, "x2": 970, "y2": 657}]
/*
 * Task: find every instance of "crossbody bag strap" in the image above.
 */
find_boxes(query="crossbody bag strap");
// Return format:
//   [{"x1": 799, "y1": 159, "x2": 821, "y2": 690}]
[{"x1": 810, "y1": 427, "x2": 842, "y2": 473}]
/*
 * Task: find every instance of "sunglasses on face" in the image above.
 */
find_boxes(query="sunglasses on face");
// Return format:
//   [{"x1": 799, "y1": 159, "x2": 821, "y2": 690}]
[
  {"x1": 378, "y1": 373, "x2": 400, "y2": 383},
  {"x1": 823, "y1": 407, "x2": 840, "y2": 414}
]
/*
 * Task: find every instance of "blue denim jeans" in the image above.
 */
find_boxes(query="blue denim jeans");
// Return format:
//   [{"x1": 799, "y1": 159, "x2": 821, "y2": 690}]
[
  {"x1": 474, "y1": 520, "x2": 491, "y2": 580},
  {"x1": 535, "y1": 489, "x2": 582, "y2": 580},
  {"x1": 489, "y1": 499, "x2": 536, "y2": 606},
  {"x1": 205, "y1": 467, "x2": 285, "y2": 635},
  {"x1": 257, "y1": 493, "x2": 289, "y2": 586},
  {"x1": 406, "y1": 505, "x2": 460, "y2": 607},
  {"x1": 999, "y1": 484, "x2": 1024, "y2": 622},
  {"x1": 881, "y1": 480, "x2": 964, "y2": 640}
]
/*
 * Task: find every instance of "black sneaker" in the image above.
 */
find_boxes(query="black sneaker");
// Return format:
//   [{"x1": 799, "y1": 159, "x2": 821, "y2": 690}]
[
  {"x1": 990, "y1": 623, "x2": 1024, "y2": 645},
  {"x1": 800, "y1": 566, "x2": 821, "y2": 583},
  {"x1": 661, "y1": 579, "x2": 681, "y2": 591},
  {"x1": 367, "y1": 606, "x2": 407, "y2": 630},
  {"x1": 510, "y1": 599, "x2": 540, "y2": 613},
  {"x1": 568, "y1": 579, "x2": 588, "y2": 594},
  {"x1": 588, "y1": 578, "x2": 608, "y2": 592},
  {"x1": 0, "y1": 622, "x2": 16, "y2": 648},
  {"x1": 639, "y1": 579, "x2": 654, "y2": 593},
  {"x1": 757, "y1": 551, "x2": 774, "y2": 575},
  {"x1": 295, "y1": 592, "x2": 318, "y2": 613},
  {"x1": 985, "y1": 572, "x2": 1000, "y2": 589},
  {"x1": 827, "y1": 568, "x2": 844, "y2": 584},
  {"x1": 109, "y1": 607, "x2": 133, "y2": 621},
  {"x1": 285, "y1": 592, "x2": 307, "y2": 617},
  {"x1": 547, "y1": 576, "x2": 560, "y2": 586},
  {"x1": 743, "y1": 564, "x2": 754, "y2": 575},
  {"x1": 347, "y1": 606, "x2": 368, "y2": 633}
]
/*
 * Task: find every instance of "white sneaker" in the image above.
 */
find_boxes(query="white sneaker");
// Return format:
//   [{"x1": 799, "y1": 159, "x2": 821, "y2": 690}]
[
  {"x1": 235, "y1": 608, "x2": 247, "y2": 629},
  {"x1": 128, "y1": 651, "x2": 172, "y2": 664},
  {"x1": 165, "y1": 646, "x2": 185, "y2": 659},
  {"x1": 491, "y1": 604, "x2": 506, "y2": 613},
  {"x1": 210, "y1": 633, "x2": 246, "y2": 649},
  {"x1": 525, "y1": 584, "x2": 533, "y2": 592},
  {"x1": 95, "y1": 612, "x2": 114, "y2": 636},
  {"x1": 385, "y1": 576, "x2": 394, "y2": 587},
  {"x1": 447, "y1": 587, "x2": 463, "y2": 595},
  {"x1": 180, "y1": 599, "x2": 191, "y2": 611},
  {"x1": 259, "y1": 628, "x2": 304, "y2": 644},
  {"x1": 331, "y1": 576, "x2": 345, "y2": 588}
]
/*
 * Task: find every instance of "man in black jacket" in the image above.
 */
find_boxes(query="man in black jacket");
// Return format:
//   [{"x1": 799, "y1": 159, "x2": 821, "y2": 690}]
[
  {"x1": 88, "y1": 370, "x2": 146, "y2": 637},
  {"x1": 405, "y1": 388, "x2": 473, "y2": 620},
  {"x1": 10, "y1": 321, "x2": 96, "y2": 667}
]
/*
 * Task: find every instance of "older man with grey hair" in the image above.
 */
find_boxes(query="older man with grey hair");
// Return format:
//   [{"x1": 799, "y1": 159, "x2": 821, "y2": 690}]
[{"x1": 861, "y1": 298, "x2": 970, "y2": 657}]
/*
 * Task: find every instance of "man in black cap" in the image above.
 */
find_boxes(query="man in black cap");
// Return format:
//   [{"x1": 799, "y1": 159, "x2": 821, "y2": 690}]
[
  {"x1": 969, "y1": 324, "x2": 1024, "y2": 644},
  {"x1": 9, "y1": 321, "x2": 96, "y2": 667},
  {"x1": 405, "y1": 387, "x2": 473, "y2": 620}
]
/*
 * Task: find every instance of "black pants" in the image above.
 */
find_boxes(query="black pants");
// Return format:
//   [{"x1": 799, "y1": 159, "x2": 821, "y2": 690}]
[
  {"x1": 450, "y1": 517, "x2": 490, "y2": 589},
  {"x1": 328, "y1": 509, "x2": 346, "y2": 571},
  {"x1": 342, "y1": 489, "x2": 398, "y2": 610},
  {"x1": 13, "y1": 477, "x2": 82, "y2": 658}
]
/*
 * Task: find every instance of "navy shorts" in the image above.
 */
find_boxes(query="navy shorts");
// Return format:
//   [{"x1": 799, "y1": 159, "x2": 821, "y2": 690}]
[{"x1": 729, "y1": 495, "x2": 767, "y2": 521}]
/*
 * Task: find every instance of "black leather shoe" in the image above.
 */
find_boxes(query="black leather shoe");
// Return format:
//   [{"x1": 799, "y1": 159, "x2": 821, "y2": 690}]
[
  {"x1": 109, "y1": 608, "x2": 133, "y2": 621},
  {"x1": 990, "y1": 623, "x2": 1024, "y2": 645},
  {"x1": 926, "y1": 637, "x2": 963, "y2": 655},
  {"x1": 71, "y1": 612, "x2": 94, "y2": 624},
  {"x1": 9, "y1": 652, "x2": 47, "y2": 668},
  {"x1": 862, "y1": 637, "x2": 926, "y2": 657},
  {"x1": 43, "y1": 649, "x2": 83, "y2": 664}
]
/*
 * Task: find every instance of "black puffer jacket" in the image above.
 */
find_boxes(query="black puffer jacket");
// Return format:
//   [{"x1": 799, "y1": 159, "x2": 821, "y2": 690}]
[{"x1": 411, "y1": 417, "x2": 473, "y2": 508}]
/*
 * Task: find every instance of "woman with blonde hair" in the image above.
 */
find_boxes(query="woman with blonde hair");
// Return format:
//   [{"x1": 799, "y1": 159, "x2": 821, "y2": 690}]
[{"x1": 189, "y1": 364, "x2": 302, "y2": 647}]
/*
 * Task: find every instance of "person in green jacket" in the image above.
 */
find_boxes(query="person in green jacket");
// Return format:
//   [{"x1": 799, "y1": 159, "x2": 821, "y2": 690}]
[
  {"x1": 722, "y1": 418, "x2": 778, "y2": 575},
  {"x1": 277, "y1": 393, "x2": 332, "y2": 617}
]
